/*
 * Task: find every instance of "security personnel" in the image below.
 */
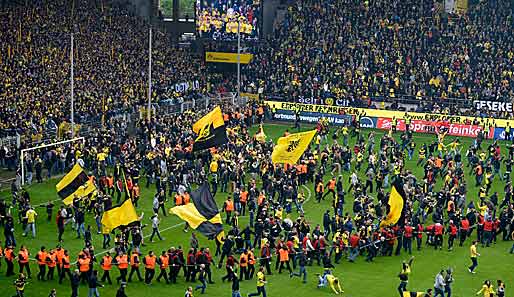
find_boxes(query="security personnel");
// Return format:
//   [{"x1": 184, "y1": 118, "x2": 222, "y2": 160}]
[
  {"x1": 448, "y1": 220, "x2": 458, "y2": 251},
  {"x1": 156, "y1": 251, "x2": 170, "y2": 283},
  {"x1": 5, "y1": 246, "x2": 15, "y2": 276},
  {"x1": 115, "y1": 252, "x2": 129, "y2": 283},
  {"x1": 77, "y1": 254, "x2": 90, "y2": 284},
  {"x1": 239, "y1": 250, "x2": 248, "y2": 281},
  {"x1": 128, "y1": 250, "x2": 143, "y2": 282},
  {"x1": 143, "y1": 251, "x2": 157, "y2": 284},
  {"x1": 58, "y1": 250, "x2": 72, "y2": 284},
  {"x1": 45, "y1": 249, "x2": 57, "y2": 280},
  {"x1": 459, "y1": 217, "x2": 470, "y2": 246},
  {"x1": 55, "y1": 246, "x2": 64, "y2": 278},
  {"x1": 247, "y1": 249, "x2": 256, "y2": 280},
  {"x1": 18, "y1": 246, "x2": 31, "y2": 278},
  {"x1": 100, "y1": 252, "x2": 113, "y2": 285},
  {"x1": 323, "y1": 177, "x2": 337, "y2": 200},
  {"x1": 223, "y1": 197, "x2": 235, "y2": 224},
  {"x1": 36, "y1": 246, "x2": 47, "y2": 281},
  {"x1": 316, "y1": 181, "x2": 324, "y2": 203},
  {"x1": 174, "y1": 193, "x2": 183, "y2": 206}
]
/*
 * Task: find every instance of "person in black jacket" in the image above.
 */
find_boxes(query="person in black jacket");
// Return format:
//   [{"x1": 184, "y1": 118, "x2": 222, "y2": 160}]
[
  {"x1": 232, "y1": 274, "x2": 241, "y2": 297},
  {"x1": 88, "y1": 270, "x2": 104, "y2": 297},
  {"x1": 116, "y1": 283, "x2": 128, "y2": 297},
  {"x1": 71, "y1": 270, "x2": 80, "y2": 297}
]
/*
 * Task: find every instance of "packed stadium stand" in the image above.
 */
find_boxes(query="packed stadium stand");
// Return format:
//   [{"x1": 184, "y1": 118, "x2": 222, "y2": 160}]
[{"x1": 243, "y1": 0, "x2": 513, "y2": 117}]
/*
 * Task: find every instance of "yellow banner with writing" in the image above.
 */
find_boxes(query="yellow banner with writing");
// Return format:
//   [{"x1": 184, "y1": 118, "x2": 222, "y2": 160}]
[
  {"x1": 265, "y1": 100, "x2": 514, "y2": 128},
  {"x1": 205, "y1": 52, "x2": 253, "y2": 64}
]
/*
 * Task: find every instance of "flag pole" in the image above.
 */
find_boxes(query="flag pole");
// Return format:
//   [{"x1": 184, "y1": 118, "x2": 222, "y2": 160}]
[
  {"x1": 147, "y1": 26, "x2": 152, "y2": 122},
  {"x1": 71, "y1": 33, "x2": 75, "y2": 138}
]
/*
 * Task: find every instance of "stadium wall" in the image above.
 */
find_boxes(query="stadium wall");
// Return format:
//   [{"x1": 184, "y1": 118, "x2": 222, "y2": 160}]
[{"x1": 265, "y1": 100, "x2": 514, "y2": 140}]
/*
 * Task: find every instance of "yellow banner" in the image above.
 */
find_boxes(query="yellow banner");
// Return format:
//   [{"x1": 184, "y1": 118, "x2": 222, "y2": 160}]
[
  {"x1": 272, "y1": 130, "x2": 317, "y2": 164},
  {"x1": 205, "y1": 52, "x2": 253, "y2": 64},
  {"x1": 265, "y1": 100, "x2": 514, "y2": 128},
  {"x1": 240, "y1": 92, "x2": 260, "y2": 101}
]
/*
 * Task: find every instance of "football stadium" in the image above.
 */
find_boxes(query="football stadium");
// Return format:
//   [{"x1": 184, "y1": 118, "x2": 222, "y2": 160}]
[{"x1": 0, "y1": 0, "x2": 513, "y2": 297}]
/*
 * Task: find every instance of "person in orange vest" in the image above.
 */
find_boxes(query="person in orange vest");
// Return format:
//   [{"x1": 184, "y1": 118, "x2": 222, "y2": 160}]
[
  {"x1": 278, "y1": 245, "x2": 292, "y2": 274},
  {"x1": 5, "y1": 245, "x2": 15, "y2": 276},
  {"x1": 36, "y1": 246, "x2": 47, "y2": 281},
  {"x1": 128, "y1": 250, "x2": 143, "y2": 282},
  {"x1": 223, "y1": 197, "x2": 235, "y2": 224},
  {"x1": 58, "y1": 249, "x2": 72, "y2": 284},
  {"x1": 156, "y1": 251, "x2": 170, "y2": 284},
  {"x1": 143, "y1": 251, "x2": 157, "y2": 284},
  {"x1": 115, "y1": 251, "x2": 129, "y2": 283},
  {"x1": 55, "y1": 245, "x2": 64, "y2": 279},
  {"x1": 18, "y1": 245, "x2": 31, "y2": 278},
  {"x1": 247, "y1": 248, "x2": 256, "y2": 279},
  {"x1": 45, "y1": 249, "x2": 57, "y2": 280},
  {"x1": 323, "y1": 177, "x2": 337, "y2": 200},
  {"x1": 239, "y1": 249, "x2": 249, "y2": 280},
  {"x1": 183, "y1": 192, "x2": 191, "y2": 204},
  {"x1": 132, "y1": 183, "x2": 141, "y2": 207},
  {"x1": 100, "y1": 251, "x2": 113, "y2": 285},
  {"x1": 106, "y1": 174, "x2": 115, "y2": 196},
  {"x1": 175, "y1": 193, "x2": 183, "y2": 206},
  {"x1": 240, "y1": 188, "x2": 248, "y2": 216},
  {"x1": 77, "y1": 253, "x2": 91, "y2": 284},
  {"x1": 316, "y1": 181, "x2": 324, "y2": 203}
]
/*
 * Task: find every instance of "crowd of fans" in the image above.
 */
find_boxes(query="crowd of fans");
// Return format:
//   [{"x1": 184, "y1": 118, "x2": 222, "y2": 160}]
[
  {"x1": 0, "y1": 0, "x2": 207, "y2": 140},
  {"x1": 242, "y1": 0, "x2": 514, "y2": 118}
]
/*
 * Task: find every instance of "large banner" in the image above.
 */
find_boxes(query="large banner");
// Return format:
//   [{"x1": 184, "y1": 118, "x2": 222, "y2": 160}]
[
  {"x1": 375, "y1": 118, "x2": 494, "y2": 138},
  {"x1": 265, "y1": 101, "x2": 514, "y2": 128},
  {"x1": 174, "y1": 80, "x2": 200, "y2": 94},
  {"x1": 474, "y1": 100, "x2": 513, "y2": 112},
  {"x1": 205, "y1": 52, "x2": 253, "y2": 64}
]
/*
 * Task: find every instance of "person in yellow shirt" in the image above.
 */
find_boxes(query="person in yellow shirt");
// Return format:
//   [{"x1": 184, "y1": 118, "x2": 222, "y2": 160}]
[
  {"x1": 23, "y1": 207, "x2": 38, "y2": 238},
  {"x1": 317, "y1": 269, "x2": 344, "y2": 294},
  {"x1": 476, "y1": 280, "x2": 494, "y2": 297},
  {"x1": 248, "y1": 267, "x2": 267, "y2": 297},
  {"x1": 468, "y1": 240, "x2": 480, "y2": 273}
]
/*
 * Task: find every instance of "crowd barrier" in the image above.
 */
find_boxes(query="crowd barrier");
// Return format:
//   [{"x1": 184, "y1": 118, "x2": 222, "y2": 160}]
[{"x1": 266, "y1": 101, "x2": 514, "y2": 140}]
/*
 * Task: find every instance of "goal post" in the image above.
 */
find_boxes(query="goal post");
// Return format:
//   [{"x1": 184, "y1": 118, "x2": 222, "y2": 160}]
[{"x1": 20, "y1": 137, "x2": 85, "y2": 186}]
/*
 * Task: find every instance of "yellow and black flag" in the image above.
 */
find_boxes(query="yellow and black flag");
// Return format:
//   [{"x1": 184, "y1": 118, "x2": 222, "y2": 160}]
[
  {"x1": 271, "y1": 129, "x2": 317, "y2": 164},
  {"x1": 192, "y1": 106, "x2": 229, "y2": 152},
  {"x1": 380, "y1": 180, "x2": 406, "y2": 227},
  {"x1": 101, "y1": 198, "x2": 139, "y2": 233},
  {"x1": 169, "y1": 183, "x2": 224, "y2": 241},
  {"x1": 56, "y1": 163, "x2": 96, "y2": 205}
]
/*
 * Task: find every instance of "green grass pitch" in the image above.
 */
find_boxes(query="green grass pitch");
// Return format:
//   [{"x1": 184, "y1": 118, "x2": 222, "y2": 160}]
[{"x1": 1, "y1": 123, "x2": 513, "y2": 297}]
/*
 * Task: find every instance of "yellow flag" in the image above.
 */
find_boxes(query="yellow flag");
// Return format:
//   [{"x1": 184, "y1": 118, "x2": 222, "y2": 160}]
[
  {"x1": 379, "y1": 181, "x2": 406, "y2": 227},
  {"x1": 271, "y1": 130, "x2": 316, "y2": 164},
  {"x1": 101, "y1": 199, "x2": 139, "y2": 233}
]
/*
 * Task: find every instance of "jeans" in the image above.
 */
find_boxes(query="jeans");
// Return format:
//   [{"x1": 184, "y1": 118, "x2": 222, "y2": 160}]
[
  {"x1": 348, "y1": 247, "x2": 359, "y2": 262},
  {"x1": 445, "y1": 285, "x2": 452, "y2": 297},
  {"x1": 292, "y1": 266, "x2": 307, "y2": 283},
  {"x1": 195, "y1": 279, "x2": 207, "y2": 294},
  {"x1": 232, "y1": 291, "x2": 242, "y2": 297},
  {"x1": 248, "y1": 286, "x2": 266, "y2": 297},
  {"x1": 88, "y1": 288, "x2": 100, "y2": 297},
  {"x1": 77, "y1": 223, "x2": 85, "y2": 238},
  {"x1": 434, "y1": 287, "x2": 445, "y2": 297},
  {"x1": 25, "y1": 223, "x2": 36, "y2": 237},
  {"x1": 469, "y1": 257, "x2": 478, "y2": 272}
]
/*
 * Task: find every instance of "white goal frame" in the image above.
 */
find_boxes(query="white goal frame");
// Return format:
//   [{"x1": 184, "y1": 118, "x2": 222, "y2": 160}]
[{"x1": 20, "y1": 137, "x2": 85, "y2": 186}]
